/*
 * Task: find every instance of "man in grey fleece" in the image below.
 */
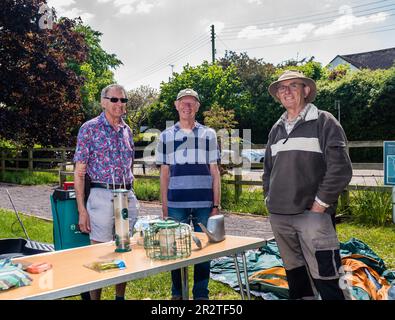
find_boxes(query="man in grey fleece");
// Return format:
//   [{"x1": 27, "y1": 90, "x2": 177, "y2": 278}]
[{"x1": 263, "y1": 70, "x2": 353, "y2": 300}]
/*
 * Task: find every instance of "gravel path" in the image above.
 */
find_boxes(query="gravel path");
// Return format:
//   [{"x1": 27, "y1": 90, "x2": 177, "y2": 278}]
[{"x1": 0, "y1": 183, "x2": 273, "y2": 240}]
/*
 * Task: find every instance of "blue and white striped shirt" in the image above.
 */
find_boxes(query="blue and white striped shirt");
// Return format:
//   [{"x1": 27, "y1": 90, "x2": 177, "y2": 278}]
[{"x1": 156, "y1": 122, "x2": 219, "y2": 208}]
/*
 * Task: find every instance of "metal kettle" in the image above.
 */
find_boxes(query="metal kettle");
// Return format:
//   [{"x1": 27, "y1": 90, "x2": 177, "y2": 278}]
[{"x1": 198, "y1": 214, "x2": 226, "y2": 243}]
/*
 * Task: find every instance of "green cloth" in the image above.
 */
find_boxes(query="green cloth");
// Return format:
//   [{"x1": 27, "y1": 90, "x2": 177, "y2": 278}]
[
  {"x1": 210, "y1": 240, "x2": 286, "y2": 300},
  {"x1": 0, "y1": 259, "x2": 32, "y2": 291},
  {"x1": 210, "y1": 238, "x2": 395, "y2": 300}
]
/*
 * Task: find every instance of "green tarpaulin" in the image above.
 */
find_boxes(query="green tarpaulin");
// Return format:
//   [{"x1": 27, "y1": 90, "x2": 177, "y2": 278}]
[{"x1": 210, "y1": 238, "x2": 395, "y2": 300}]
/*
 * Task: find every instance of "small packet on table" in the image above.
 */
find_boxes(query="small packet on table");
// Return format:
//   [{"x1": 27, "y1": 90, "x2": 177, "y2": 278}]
[
  {"x1": 26, "y1": 262, "x2": 52, "y2": 274},
  {"x1": 84, "y1": 259, "x2": 126, "y2": 273}
]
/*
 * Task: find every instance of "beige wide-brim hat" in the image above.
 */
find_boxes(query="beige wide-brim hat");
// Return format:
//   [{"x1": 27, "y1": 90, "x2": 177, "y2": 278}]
[{"x1": 268, "y1": 70, "x2": 317, "y2": 103}]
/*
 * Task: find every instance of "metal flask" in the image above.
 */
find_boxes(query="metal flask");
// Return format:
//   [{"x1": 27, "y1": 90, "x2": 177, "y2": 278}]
[
  {"x1": 198, "y1": 214, "x2": 226, "y2": 243},
  {"x1": 112, "y1": 189, "x2": 131, "y2": 252}
]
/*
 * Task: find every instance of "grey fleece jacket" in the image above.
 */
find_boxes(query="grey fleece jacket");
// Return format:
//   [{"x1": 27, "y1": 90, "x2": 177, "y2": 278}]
[{"x1": 263, "y1": 104, "x2": 353, "y2": 215}]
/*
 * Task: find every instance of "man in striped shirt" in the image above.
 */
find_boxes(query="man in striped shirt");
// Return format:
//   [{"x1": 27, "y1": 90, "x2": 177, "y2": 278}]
[{"x1": 156, "y1": 88, "x2": 221, "y2": 300}]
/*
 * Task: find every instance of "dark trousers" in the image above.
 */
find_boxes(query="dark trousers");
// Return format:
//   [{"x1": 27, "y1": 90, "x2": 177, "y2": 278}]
[{"x1": 168, "y1": 207, "x2": 211, "y2": 299}]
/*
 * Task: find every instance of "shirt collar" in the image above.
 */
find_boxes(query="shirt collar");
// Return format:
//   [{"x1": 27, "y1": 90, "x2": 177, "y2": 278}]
[
  {"x1": 280, "y1": 103, "x2": 312, "y2": 124},
  {"x1": 174, "y1": 121, "x2": 202, "y2": 132},
  {"x1": 304, "y1": 103, "x2": 319, "y2": 121},
  {"x1": 99, "y1": 112, "x2": 127, "y2": 130}
]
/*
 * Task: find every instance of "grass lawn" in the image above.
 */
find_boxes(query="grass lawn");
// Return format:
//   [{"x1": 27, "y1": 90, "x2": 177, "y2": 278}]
[
  {"x1": 1, "y1": 208, "x2": 394, "y2": 300},
  {"x1": 1, "y1": 171, "x2": 60, "y2": 185},
  {"x1": 337, "y1": 222, "x2": 395, "y2": 269}
]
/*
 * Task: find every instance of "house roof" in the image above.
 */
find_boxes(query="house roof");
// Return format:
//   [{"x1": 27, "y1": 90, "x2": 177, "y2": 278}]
[{"x1": 337, "y1": 47, "x2": 395, "y2": 70}]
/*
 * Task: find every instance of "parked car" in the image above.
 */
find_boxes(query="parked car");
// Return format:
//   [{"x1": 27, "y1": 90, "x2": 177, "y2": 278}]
[
  {"x1": 221, "y1": 145, "x2": 265, "y2": 165},
  {"x1": 241, "y1": 149, "x2": 265, "y2": 164}
]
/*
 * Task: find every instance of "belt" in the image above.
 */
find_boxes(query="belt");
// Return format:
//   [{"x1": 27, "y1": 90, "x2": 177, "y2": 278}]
[{"x1": 91, "y1": 182, "x2": 132, "y2": 190}]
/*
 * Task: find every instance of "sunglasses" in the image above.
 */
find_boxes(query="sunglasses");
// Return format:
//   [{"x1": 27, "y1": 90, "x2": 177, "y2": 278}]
[{"x1": 103, "y1": 97, "x2": 128, "y2": 103}]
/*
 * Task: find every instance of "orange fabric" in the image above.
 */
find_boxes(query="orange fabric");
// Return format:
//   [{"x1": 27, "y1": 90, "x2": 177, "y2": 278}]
[
  {"x1": 249, "y1": 258, "x2": 392, "y2": 300},
  {"x1": 249, "y1": 266, "x2": 289, "y2": 288},
  {"x1": 341, "y1": 257, "x2": 390, "y2": 300}
]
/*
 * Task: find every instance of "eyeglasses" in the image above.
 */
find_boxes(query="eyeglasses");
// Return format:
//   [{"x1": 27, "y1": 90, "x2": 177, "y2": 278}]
[
  {"x1": 103, "y1": 97, "x2": 128, "y2": 103},
  {"x1": 179, "y1": 101, "x2": 198, "y2": 107},
  {"x1": 277, "y1": 82, "x2": 305, "y2": 94}
]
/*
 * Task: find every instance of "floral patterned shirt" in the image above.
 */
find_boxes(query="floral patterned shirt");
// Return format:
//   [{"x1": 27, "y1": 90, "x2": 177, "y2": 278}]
[{"x1": 73, "y1": 112, "x2": 134, "y2": 184}]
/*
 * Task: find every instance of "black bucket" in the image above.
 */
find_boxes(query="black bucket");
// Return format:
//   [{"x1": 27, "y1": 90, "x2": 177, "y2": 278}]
[{"x1": 0, "y1": 238, "x2": 54, "y2": 260}]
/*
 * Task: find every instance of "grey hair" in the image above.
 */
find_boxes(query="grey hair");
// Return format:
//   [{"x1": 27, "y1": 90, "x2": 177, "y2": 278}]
[{"x1": 101, "y1": 84, "x2": 127, "y2": 98}]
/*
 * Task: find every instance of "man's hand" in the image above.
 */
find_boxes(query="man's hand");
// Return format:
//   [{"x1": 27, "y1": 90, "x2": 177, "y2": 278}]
[
  {"x1": 310, "y1": 201, "x2": 326, "y2": 213},
  {"x1": 210, "y1": 207, "x2": 219, "y2": 216},
  {"x1": 78, "y1": 207, "x2": 91, "y2": 233}
]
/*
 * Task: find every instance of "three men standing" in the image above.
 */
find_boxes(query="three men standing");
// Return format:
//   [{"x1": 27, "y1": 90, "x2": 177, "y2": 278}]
[
  {"x1": 156, "y1": 88, "x2": 221, "y2": 300},
  {"x1": 73, "y1": 74, "x2": 352, "y2": 301}
]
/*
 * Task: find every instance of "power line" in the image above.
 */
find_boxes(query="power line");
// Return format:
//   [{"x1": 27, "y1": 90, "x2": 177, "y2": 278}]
[
  {"x1": 133, "y1": 37, "x2": 209, "y2": 75},
  {"x1": 122, "y1": 37, "x2": 210, "y2": 83},
  {"x1": 120, "y1": 0, "x2": 395, "y2": 87},
  {"x1": 125, "y1": 40, "x2": 211, "y2": 85},
  {"x1": 133, "y1": 39, "x2": 210, "y2": 76},
  {"x1": 220, "y1": 0, "x2": 392, "y2": 33},
  {"x1": 220, "y1": 5, "x2": 395, "y2": 40},
  {"x1": 230, "y1": 23, "x2": 395, "y2": 52},
  {"x1": 131, "y1": 33, "x2": 208, "y2": 76},
  {"x1": 216, "y1": 35, "x2": 231, "y2": 51},
  {"x1": 220, "y1": 11, "x2": 395, "y2": 42}
]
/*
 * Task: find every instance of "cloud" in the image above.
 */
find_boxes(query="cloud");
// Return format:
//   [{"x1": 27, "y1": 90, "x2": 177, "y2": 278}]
[
  {"x1": 236, "y1": 5, "x2": 389, "y2": 44},
  {"x1": 119, "y1": 4, "x2": 134, "y2": 14},
  {"x1": 136, "y1": 1, "x2": 154, "y2": 13},
  {"x1": 247, "y1": 0, "x2": 262, "y2": 4},
  {"x1": 114, "y1": 0, "x2": 138, "y2": 5},
  {"x1": 323, "y1": 0, "x2": 336, "y2": 9},
  {"x1": 47, "y1": 0, "x2": 75, "y2": 8},
  {"x1": 61, "y1": 8, "x2": 94, "y2": 22},
  {"x1": 98, "y1": 0, "x2": 157, "y2": 15},
  {"x1": 314, "y1": 9, "x2": 389, "y2": 36},
  {"x1": 338, "y1": 4, "x2": 353, "y2": 15},
  {"x1": 47, "y1": 0, "x2": 94, "y2": 22},
  {"x1": 238, "y1": 25, "x2": 282, "y2": 39},
  {"x1": 277, "y1": 23, "x2": 316, "y2": 43}
]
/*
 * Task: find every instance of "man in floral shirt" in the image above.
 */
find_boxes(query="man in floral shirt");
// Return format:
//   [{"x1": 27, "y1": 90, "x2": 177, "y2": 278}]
[{"x1": 74, "y1": 84, "x2": 138, "y2": 300}]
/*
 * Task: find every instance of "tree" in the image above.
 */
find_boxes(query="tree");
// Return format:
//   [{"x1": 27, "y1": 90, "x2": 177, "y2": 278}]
[
  {"x1": 72, "y1": 24, "x2": 123, "y2": 121},
  {"x1": 125, "y1": 85, "x2": 159, "y2": 134},
  {"x1": 203, "y1": 102, "x2": 238, "y2": 133},
  {"x1": 0, "y1": 0, "x2": 88, "y2": 147},
  {"x1": 148, "y1": 62, "x2": 250, "y2": 131},
  {"x1": 218, "y1": 51, "x2": 279, "y2": 143},
  {"x1": 276, "y1": 57, "x2": 324, "y2": 81},
  {"x1": 203, "y1": 102, "x2": 238, "y2": 175},
  {"x1": 316, "y1": 67, "x2": 395, "y2": 142}
]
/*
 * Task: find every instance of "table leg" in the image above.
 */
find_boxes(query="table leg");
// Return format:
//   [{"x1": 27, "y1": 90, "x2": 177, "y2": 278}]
[
  {"x1": 180, "y1": 266, "x2": 189, "y2": 300},
  {"x1": 241, "y1": 252, "x2": 251, "y2": 300},
  {"x1": 233, "y1": 254, "x2": 245, "y2": 300}
]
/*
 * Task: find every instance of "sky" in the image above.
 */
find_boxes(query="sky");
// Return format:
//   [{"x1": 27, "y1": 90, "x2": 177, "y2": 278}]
[{"x1": 47, "y1": 0, "x2": 395, "y2": 91}]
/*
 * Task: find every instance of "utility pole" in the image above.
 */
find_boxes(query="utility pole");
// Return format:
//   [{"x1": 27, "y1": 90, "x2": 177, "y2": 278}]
[
  {"x1": 335, "y1": 100, "x2": 341, "y2": 123},
  {"x1": 211, "y1": 24, "x2": 216, "y2": 64},
  {"x1": 168, "y1": 64, "x2": 174, "y2": 81}
]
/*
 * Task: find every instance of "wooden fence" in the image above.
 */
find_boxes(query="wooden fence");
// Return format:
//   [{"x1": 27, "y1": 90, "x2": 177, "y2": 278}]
[{"x1": 0, "y1": 141, "x2": 388, "y2": 206}]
